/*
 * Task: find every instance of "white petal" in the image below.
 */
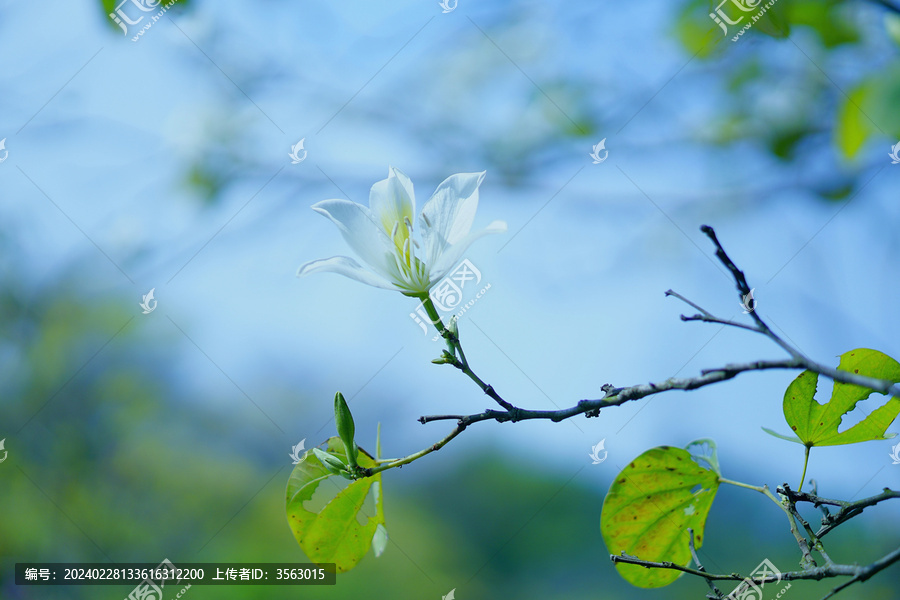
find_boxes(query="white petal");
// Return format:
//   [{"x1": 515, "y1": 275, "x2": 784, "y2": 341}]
[
  {"x1": 429, "y1": 220, "x2": 507, "y2": 282},
  {"x1": 297, "y1": 256, "x2": 399, "y2": 291},
  {"x1": 311, "y1": 199, "x2": 397, "y2": 277},
  {"x1": 419, "y1": 172, "x2": 486, "y2": 265},
  {"x1": 369, "y1": 167, "x2": 416, "y2": 237}
]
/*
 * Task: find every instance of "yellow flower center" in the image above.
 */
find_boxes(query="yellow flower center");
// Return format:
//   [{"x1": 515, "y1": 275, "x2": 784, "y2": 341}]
[{"x1": 388, "y1": 217, "x2": 428, "y2": 291}]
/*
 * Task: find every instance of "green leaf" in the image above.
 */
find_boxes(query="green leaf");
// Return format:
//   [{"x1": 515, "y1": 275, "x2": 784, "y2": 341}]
[
  {"x1": 601, "y1": 444, "x2": 720, "y2": 588},
  {"x1": 782, "y1": 348, "x2": 900, "y2": 447},
  {"x1": 835, "y1": 85, "x2": 874, "y2": 160},
  {"x1": 285, "y1": 437, "x2": 385, "y2": 572}
]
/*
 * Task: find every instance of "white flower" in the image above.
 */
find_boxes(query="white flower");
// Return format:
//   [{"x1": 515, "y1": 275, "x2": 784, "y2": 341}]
[{"x1": 298, "y1": 167, "x2": 506, "y2": 295}]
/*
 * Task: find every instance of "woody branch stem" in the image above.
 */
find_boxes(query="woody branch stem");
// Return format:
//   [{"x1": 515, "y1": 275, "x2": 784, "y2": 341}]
[
  {"x1": 421, "y1": 295, "x2": 517, "y2": 412},
  {"x1": 778, "y1": 485, "x2": 900, "y2": 538},
  {"x1": 610, "y1": 548, "x2": 900, "y2": 585}
]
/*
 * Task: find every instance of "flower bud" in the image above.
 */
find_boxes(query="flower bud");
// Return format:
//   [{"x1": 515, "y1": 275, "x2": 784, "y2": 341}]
[
  {"x1": 447, "y1": 315, "x2": 459, "y2": 339},
  {"x1": 334, "y1": 392, "x2": 358, "y2": 468},
  {"x1": 312, "y1": 447, "x2": 348, "y2": 476},
  {"x1": 431, "y1": 350, "x2": 455, "y2": 365}
]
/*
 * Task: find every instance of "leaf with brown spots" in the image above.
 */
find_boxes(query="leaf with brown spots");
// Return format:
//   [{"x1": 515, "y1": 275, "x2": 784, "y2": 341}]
[
  {"x1": 773, "y1": 348, "x2": 900, "y2": 447},
  {"x1": 601, "y1": 442, "x2": 720, "y2": 588}
]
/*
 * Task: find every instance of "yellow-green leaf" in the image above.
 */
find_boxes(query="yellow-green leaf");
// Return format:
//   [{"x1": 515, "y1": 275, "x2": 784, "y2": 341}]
[
  {"x1": 601, "y1": 443, "x2": 720, "y2": 588},
  {"x1": 782, "y1": 348, "x2": 900, "y2": 447},
  {"x1": 285, "y1": 437, "x2": 384, "y2": 572}
]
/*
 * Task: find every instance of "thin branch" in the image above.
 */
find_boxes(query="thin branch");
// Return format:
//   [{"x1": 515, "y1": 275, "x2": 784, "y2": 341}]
[
  {"x1": 780, "y1": 482, "x2": 834, "y2": 566},
  {"x1": 420, "y1": 358, "x2": 804, "y2": 426},
  {"x1": 417, "y1": 414, "x2": 466, "y2": 423},
  {"x1": 688, "y1": 527, "x2": 725, "y2": 598},
  {"x1": 665, "y1": 289, "x2": 762, "y2": 334},
  {"x1": 778, "y1": 485, "x2": 900, "y2": 538},
  {"x1": 610, "y1": 553, "x2": 733, "y2": 580},
  {"x1": 819, "y1": 545, "x2": 900, "y2": 600},
  {"x1": 698, "y1": 225, "x2": 801, "y2": 359},
  {"x1": 358, "y1": 421, "x2": 467, "y2": 477},
  {"x1": 678, "y1": 312, "x2": 763, "y2": 334},
  {"x1": 420, "y1": 296, "x2": 518, "y2": 412},
  {"x1": 612, "y1": 547, "x2": 900, "y2": 585},
  {"x1": 719, "y1": 478, "x2": 816, "y2": 568}
]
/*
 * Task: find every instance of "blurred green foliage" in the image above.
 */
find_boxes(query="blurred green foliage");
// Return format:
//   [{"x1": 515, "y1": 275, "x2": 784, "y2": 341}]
[{"x1": 677, "y1": 0, "x2": 900, "y2": 201}]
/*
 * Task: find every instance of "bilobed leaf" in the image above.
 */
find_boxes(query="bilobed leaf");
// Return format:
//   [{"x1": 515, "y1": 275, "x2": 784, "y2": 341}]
[
  {"x1": 285, "y1": 437, "x2": 385, "y2": 572},
  {"x1": 782, "y1": 348, "x2": 900, "y2": 447},
  {"x1": 601, "y1": 444, "x2": 720, "y2": 588}
]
